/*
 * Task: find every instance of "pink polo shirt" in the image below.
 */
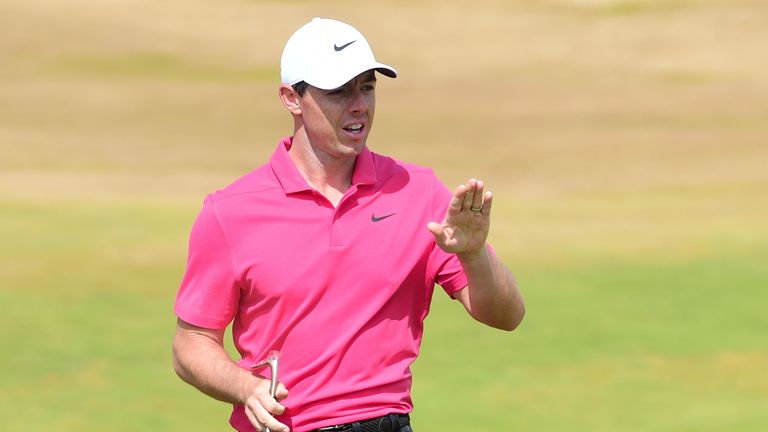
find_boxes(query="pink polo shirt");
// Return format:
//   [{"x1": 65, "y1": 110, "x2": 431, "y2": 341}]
[{"x1": 175, "y1": 137, "x2": 469, "y2": 432}]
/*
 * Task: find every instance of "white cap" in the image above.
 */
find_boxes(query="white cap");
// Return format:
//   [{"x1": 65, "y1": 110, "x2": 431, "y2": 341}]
[{"x1": 280, "y1": 18, "x2": 397, "y2": 90}]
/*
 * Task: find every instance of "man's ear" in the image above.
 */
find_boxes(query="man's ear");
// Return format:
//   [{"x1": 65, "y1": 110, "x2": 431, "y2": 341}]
[{"x1": 279, "y1": 84, "x2": 302, "y2": 116}]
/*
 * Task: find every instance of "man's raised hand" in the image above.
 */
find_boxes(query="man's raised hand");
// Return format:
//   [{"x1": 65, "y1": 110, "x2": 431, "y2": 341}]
[{"x1": 427, "y1": 178, "x2": 493, "y2": 257}]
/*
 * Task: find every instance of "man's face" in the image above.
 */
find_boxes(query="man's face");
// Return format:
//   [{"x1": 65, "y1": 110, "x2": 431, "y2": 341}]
[{"x1": 298, "y1": 71, "x2": 377, "y2": 160}]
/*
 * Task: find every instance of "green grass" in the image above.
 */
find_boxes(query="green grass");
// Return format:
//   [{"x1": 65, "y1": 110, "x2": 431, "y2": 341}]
[
  {"x1": 0, "y1": 199, "x2": 236, "y2": 430},
  {"x1": 1, "y1": 198, "x2": 766, "y2": 431},
  {"x1": 2, "y1": 0, "x2": 768, "y2": 430},
  {"x1": 414, "y1": 249, "x2": 768, "y2": 431}
]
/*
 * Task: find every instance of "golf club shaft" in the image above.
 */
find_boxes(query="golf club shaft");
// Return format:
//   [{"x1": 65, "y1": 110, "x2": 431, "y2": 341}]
[{"x1": 252, "y1": 352, "x2": 280, "y2": 432}]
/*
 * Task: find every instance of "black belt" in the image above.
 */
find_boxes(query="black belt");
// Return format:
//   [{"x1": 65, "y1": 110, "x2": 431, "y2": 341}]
[{"x1": 314, "y1": 413, "x2": 410, "y2": 432}]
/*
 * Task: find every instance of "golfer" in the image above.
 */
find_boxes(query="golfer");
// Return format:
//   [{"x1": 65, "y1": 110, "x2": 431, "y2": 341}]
[{"x1": 173, "y1": 17, "x2": 525, "y2": 432}]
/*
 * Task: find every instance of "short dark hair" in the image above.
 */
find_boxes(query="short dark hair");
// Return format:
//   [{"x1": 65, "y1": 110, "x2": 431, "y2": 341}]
[{"x1": 292, "y1": 81, "x2": 308, "y2": 96}]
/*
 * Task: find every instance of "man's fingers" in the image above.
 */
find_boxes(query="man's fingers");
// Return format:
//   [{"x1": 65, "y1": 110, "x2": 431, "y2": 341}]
[
  {"x1": 448, "y1": 185, "x2": 465, "y2": 215},
  {"x1": 265, "y1": 397, "x2": 286, "y2": 416},
  {"x1": 244, "y1": 380, "x2": 290, "y2": 432},
  {"x1": 244, "y1": 409, "x2": 262, "y2": 431},
  {"x1": 275, "y1": 382, "x2": 289, "y2": 402},
  {"x1": 482, "y1": 191, "x2": 493, "y2": 216},
  {"x1": 461, "y1": 179, "x2": 477, "y2": 212},
  {"x1": 470, "y1": 180, "x2": 485, "y2": 211},
  {"x1": 456, "y1": 179, "x2": 488, "y2": 214},
  {"x1": 258, "y1": 386, "x2": 289, "y2": 429},
  {"x1": 248, "y1": 396, "x2": 290, "y2": 432}
]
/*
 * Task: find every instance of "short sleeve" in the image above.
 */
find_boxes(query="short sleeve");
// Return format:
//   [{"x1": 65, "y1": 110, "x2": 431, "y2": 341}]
[
  {"x1": 425, "y1": 177, "x2": 469, "y2": 296},
  {"x1": 174, "y1": 196, "x2": 240, "y2": 329}
]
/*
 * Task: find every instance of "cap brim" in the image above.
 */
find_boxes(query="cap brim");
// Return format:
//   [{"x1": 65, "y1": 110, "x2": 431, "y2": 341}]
[
  {"x1": 306, "y1": 63, "x2": 398, "y2": 90},
  {"x1": 375, "y1": 64, "x2": 397, "y2": 79}
]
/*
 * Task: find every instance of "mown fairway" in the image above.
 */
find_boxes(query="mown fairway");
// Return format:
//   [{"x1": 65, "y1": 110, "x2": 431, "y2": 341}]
[{"x1": 1, "y1": 0, "x2": 767, "y2": 431}]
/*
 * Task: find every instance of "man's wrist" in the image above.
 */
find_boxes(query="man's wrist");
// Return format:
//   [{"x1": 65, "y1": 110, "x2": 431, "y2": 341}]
[
  {"x1": 237, "y1": 371, "x2": 259, "y2": 404},
  {"x1": 456, "y1": 243, "x2": 489, "y2": 264}
]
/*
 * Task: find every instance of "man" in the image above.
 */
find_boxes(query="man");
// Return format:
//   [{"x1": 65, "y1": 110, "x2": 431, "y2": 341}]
[{"x1": 173, "y1": 17, "x2": 525, "y2": 432}]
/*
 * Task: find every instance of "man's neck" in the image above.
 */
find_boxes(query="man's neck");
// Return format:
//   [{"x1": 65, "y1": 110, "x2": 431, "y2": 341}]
[{"x1": 287, "y1": 135, "x2": 356, "y2": 207}]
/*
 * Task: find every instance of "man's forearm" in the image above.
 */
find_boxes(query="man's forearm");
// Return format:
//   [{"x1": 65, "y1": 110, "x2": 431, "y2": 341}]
[
  {"x1": 173, "y1": 321, "x2": 290, "y2": 432},
  {"x1": 172, "y1": 325, "x2": 257, "y2": 405},
  {"x1": 457, "y1": 245, "x2": 525, "y2": 331}
]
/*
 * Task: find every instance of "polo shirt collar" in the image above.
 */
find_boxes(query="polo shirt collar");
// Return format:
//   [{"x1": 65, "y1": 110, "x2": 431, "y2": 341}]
[
  {"x1": 351, "y1": 144, "x2": 377, "y2": 187},
  {"x1": 270, "y1": 136, "x2": 378, "y2": 194}
]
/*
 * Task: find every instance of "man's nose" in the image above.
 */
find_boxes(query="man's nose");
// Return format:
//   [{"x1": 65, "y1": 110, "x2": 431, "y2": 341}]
[{"x1": 348, "y1": 89, "x2": 368, "y2": 113}]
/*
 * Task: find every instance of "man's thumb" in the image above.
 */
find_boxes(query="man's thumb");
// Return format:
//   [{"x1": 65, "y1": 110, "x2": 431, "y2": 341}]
[{"x1": 426, "y1": 222, "x2": 443, "y2": 238}]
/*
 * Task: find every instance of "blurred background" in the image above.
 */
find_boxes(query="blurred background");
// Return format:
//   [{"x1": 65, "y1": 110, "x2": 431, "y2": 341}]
[{"x1": 1, "y1": 0, "x2": 767, "y2": 430}]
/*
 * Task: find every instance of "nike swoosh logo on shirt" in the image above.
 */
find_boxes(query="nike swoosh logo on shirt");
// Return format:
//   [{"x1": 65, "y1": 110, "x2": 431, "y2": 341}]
[
  {"x1": 334, "y1": 40, "x2": 357, "y2": 51},
  {"x1": 371, "y1": 212, "x2": 396, "y2": 222}
]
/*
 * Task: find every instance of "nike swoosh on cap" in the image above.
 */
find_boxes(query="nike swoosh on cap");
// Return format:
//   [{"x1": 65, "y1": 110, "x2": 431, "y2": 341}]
[
  {"x1": 334, "y1": 40, "x2": 357, "y2": 51},
  {"x1": 371, "y1": 212, "x2": 396, "y2": 222}
]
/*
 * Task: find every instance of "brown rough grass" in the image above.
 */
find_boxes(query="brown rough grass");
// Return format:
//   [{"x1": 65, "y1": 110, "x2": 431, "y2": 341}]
[{"x1": 1, "y1": 0, "x2": 767, "y2": 264}]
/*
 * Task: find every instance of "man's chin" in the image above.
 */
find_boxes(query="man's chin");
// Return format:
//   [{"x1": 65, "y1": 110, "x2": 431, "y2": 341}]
[{"x1": 338, "y1": 137, "x2": 368, "y2": 155}]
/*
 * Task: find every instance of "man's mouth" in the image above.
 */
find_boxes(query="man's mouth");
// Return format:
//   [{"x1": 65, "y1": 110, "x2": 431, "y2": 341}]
[{"x1": 343, "y1": 123, "x2": 364, "y2": 134}]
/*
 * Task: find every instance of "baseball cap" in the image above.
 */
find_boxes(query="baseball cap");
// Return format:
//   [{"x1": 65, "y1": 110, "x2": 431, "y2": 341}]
[{"x1": 280, "y1": 17, "x2": 397, "y2": 90}]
